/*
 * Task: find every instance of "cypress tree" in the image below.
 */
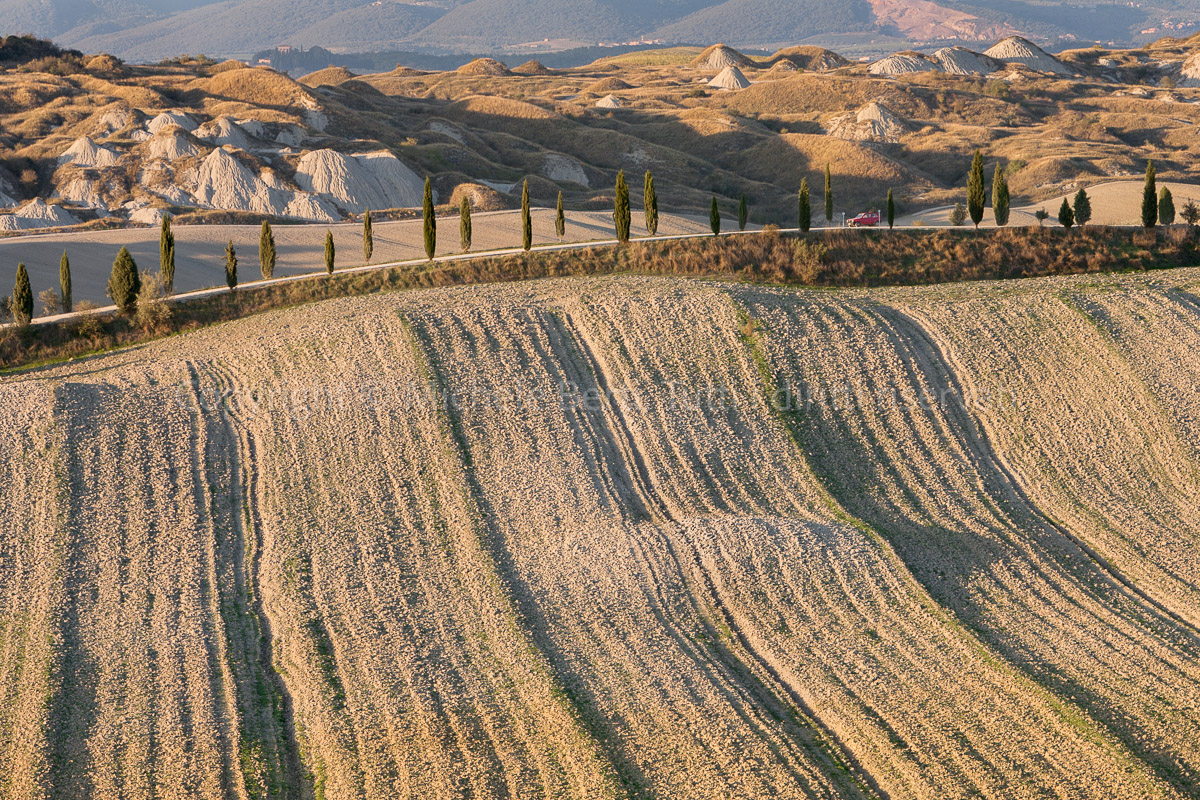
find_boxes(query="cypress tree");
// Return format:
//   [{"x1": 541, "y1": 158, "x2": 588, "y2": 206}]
[
  {"x1": 738, "y1": 193, "x2": 748, "y2": 231},
  {"x1": 555, "y1": 191, "x2": 566, "y2": 242},
  {"x1": 1073, "y1": 188, "x2": 1092, "y2": 227},
  {"x1": 798, "y1": 179, "x2": 811, "y2": 233},
  {"x1": 1142, "y1": 160, "x2": 1157, "y2": 228},
  {"x1": 363, "y1": 209, "x2": 373, "y2": 263},
  {"x1": 521, "y1": 179, "x2": 532, "y2": 251},
  {"x1": 824, "y1": 163, "x2": 832, "y2": 223},
  {"x1": 967, "y1": 150, "x2": 986, "y2": 229},
  {"x1": 224, "y1": 240, "x2": 237, "y2": 292},
  {"x1": 614, "y1": 170, "x2": 631, "y2": 243},
  {"x1": 259, "y1": 220, "x2": 275, "y2": 279},
  {"x1": 886, "y1": 189, "x2": 895, "y2": 229},
  {"x1": 59, "y1": 251, "x2": 71, "y2": 313},
  {"x1": 460, "y1": 196, "x2": 472, "y2": 252},
  {"x1": 11, "y1": 263, "x2": 32, "y2": 325},
  {"x1": 423, "y1": 177, "x2": 436, "y2": 260},
  {"x1": 1159, "y1": 187, "x2": 1176, "y2": 226},
  {"x1": 709, "y1": 196, "x2": 720, "y2": 236},
  {"x1": 992, "y1": 163, "x2": 1010, "y2": 227},
  {"x1": 108, "y1": 246, "x2": 140, "y2": 313},
  {"x1": 643, "y1": 171, "x2": 658, "y2": 236},
  {"x1": 159, "y1": 214, "x2": 175, "y2": 293},
  {"x1": 1058, "y1": 197, "x2": 1075, "y2": 229},
  {"x1": 324, "y1": 231, "x2": 335, "y2": 274}
]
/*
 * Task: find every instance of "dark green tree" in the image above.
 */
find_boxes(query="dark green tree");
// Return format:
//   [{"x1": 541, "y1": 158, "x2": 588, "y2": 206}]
[
  {"x1": 614, "y1": 170, "x2": 631, "y2": 243},
  {"x1": 1159, "y1": 187, "x2": 1176, "y2": 226},
  {"x1": 1182, "y1": 199, "x2": 1200, "y2": 227},
  {"x1": 460, "y1": 196, "x2": 472, "y2": 252},
  {"x1": 886, "y1": 188, "x2": 895, "y2": 230},
  {"x1": 643, "y1": 171, "x2": 658, "y2": 235},
  {"x1": 59, "y1": 251, "x2": 71, "y2": 313},
  {"x1": 521, "y1": 179, "x2": 532, "y2": 251},
  {"x1": 423, "y1": 177, "x2": 436, "y2": 260},
  {"x1": 108, "y1": 246, "x2": 140, "y2": 313},
  {"x1": 555, "y1": 191, "x2": 565, "y2": 242},
  {"x1": 738, "y1": 193, "x2": 748, "y2": 231},
  {"x1": 1073, "y1": 188, "x2": 1092, "y2": 227},
  {"x1": 324, "y1": 231, "x2": 335, "y2": 274},
  {"x1": 1034, "y1": 208, "x2": 1049, "y2": 226},
  {"x1": 709, "y1": 196, "x2": 720, "y2": 236},
  {"x1": 363, "y1": 209, "x2": 373, "y2": 263},
  {"x1": 1142, "y1": 160, "x2": 1158, "y2": 228},
  {"x1": 992, "y1": 163, "x2": 1009, "y2": 227},
  {"x1": 224, "y1": 240, "x2": 237, "y2": 292},
  {"x1": 967, "y1": 150, "x2": 986, "y2": 229},
  {"x1": 11, "y1": 262, "x2": 32, "y2": 325},
  {"x1": 824, "y1": 163, "x2": 833, "y2": 223},
  {"x1": 259, "y1": 220, "x2": 275, "y2": 279},
  {"x1": 798, "y1": 179, "x2": 811, "y2": 233},
  {"x1": 159, "y1": 213, "x2": 175, "y2": 292},
  {"x1": 1058, "y1": 197, "x2": 1075, "y2": 229}
]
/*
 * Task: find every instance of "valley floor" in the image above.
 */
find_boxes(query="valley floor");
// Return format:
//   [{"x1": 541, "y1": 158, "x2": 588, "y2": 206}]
[{"x1": 2, "y1": 269, "x2": 1200, "y2": 799}]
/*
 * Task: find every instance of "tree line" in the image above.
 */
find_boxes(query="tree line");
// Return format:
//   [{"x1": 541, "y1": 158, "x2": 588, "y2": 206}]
[{"x1": 7, "y1": 159, "x2": 1200, "y2": 326}]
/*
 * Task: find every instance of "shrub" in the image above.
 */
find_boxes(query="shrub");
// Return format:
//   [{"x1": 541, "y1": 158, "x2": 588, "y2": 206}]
[
  {"x1": 1182, "y1": 200, "x2": 1200, "y2": 227},
  {"x1": 37, "y1": 288, "x2": 59, "y2": 317},
  {"x1": 950, "y1": 203, "x2": 967, "y2": 227},
  {"x1": 793, "y1": 239, "x2": 828, "y2": 283},
  {"x1": 134, "y1": 272, "x2": 172, "y2": 334}
]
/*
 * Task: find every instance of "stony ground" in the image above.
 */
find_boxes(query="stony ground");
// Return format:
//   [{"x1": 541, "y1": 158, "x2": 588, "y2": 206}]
[{"x1": 1, "y1": 269, "x2": 1199, "y2": 799}]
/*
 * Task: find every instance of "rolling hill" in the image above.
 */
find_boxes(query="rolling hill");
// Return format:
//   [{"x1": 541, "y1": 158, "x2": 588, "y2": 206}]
[{"x1": 2, "y1": 271, "x2": 1200, "y2": 798}]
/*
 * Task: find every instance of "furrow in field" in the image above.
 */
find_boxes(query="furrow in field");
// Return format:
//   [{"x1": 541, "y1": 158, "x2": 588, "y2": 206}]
[
  {"x1": 737, "y1": 286, "x2": 1199, "y2": 796},
  {"x1": 567, "y1": 282, "x2": 1177, "y2": 800},
  {"x1": 0, "y1": 383, "x2": 62, "y2": 800},
  {"x1": 41, "y1": 372, "x2": 243, "y2": 800},
  {"x1": 405, "y1": 297, "x2": 863, "y2": 799},
  {"x1": 904, "y1": 288, "x2": 1200, "y2": 629},
  {"x1": 201, "y1": 299, "x2": 622, "y2": 799}
]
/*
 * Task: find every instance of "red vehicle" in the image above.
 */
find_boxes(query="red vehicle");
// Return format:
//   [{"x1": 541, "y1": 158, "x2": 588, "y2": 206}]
[{"x1": 847, "y1": 210, "x2": 881, "y2": 227}]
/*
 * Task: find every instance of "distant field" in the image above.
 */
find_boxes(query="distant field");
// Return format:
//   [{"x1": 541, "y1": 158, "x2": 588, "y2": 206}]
[
  {"x1": 2, "y1": 270, "x2": 1199, "y2": 798},
  {"x1": 0, "y1": 209, "x2": 712, "y2": 305}
]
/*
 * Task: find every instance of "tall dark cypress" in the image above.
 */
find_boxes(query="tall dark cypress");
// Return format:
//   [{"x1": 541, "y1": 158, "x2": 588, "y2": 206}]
[
  {"x1": 363, "y1": 209, "x2": 374, "y2": 263},
  {"x1": 614, "y1": 170, "x2": 630, "y2": 243},
  {"x1": 709, "y1": 196, "x2": 720, "y2": 236},
  {"x1": 324, "y1": 231, "x2": 335, "y2": 274},
  {"x1": 224, "y1": 240, "x2": 238, "y2": 292},
  {"x1": 1159, "y1": 187, "x2": 1176, "y2": 226},
  {"x1": 423, "y1": 177, "x2": 436, "y2": 260},
  {"x1": 460, "y1": 196, "x2": 472, "y2": 252},
  {"x1": 824, "y1": 163, "x2": 832, "y2": 223},
  {"x1": 259, "y1": 220, "x2": 275, "y2": 279},
  {"x1": 11, "y1": 262, "x2": 32, "y2": 325},
  {"x1": 967, "y1": 151, "x2": 986, "y2": 229},
  {"x1": 992, "y1": 163, "x2": 1010, "y2": 227},
  {"x1": 738, "y1": 193, "x2": 748, "y2": 231},
  {"x1": 521, "y1": 179, "x2": 532, "y2": 251},
  {"x1": 1073, "y1": 188, "x2": 1092, "y2": 227},
  {"x1": 159, "y1": 214, "x2": 175, "y2": 293},
  {"x1": 886, "y1": 189, "x2": 895, "y2": 230},
  {"x1": 1142, "y1": 160, "x2": 1157, "y2": 229},
  {"x1": 643, "y1": 171, "x2": 658, "y2": 236},
  {"x1": 555, "y1": 191, "x2": 566, "y2": 242},
  {"x1": 59, "y1": 251, "x2": 72, "y2": 313},
  {"x1": 798, "y1": 179, "x2": 811, "y2": 233}
]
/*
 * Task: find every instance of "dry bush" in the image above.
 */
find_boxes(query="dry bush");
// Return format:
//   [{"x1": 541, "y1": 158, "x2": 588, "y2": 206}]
[{"x1": 134, "y1": 271, "x2": 172, "y2": 334}]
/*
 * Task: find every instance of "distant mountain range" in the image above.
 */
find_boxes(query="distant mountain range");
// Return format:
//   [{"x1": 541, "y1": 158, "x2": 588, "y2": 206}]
[{"x1": 2, "y1": 0, "x2": 1197, "y2": 60}]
